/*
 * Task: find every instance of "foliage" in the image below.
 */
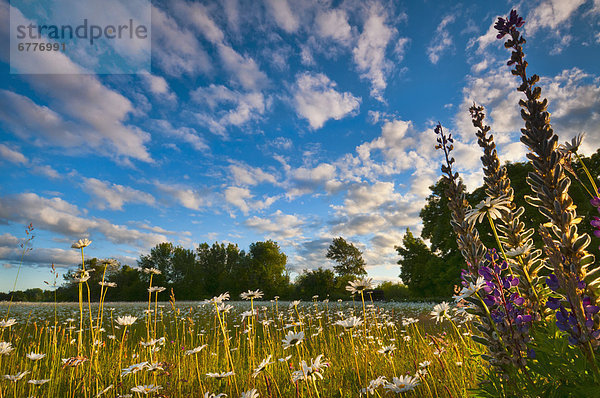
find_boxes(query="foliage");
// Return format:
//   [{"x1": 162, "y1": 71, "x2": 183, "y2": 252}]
[
  {"x1": 326, "y1": 237, "x2": 367, "y2": 277},
  {"x1": 295, "y1": 267, "x2": 336, "y2": 299},
  {"x1": 395, "y1": 229, "x2": 453, "y2": 297},
  {"x1": 376, "y1": 281, "x2": 411, "y2": 301}
]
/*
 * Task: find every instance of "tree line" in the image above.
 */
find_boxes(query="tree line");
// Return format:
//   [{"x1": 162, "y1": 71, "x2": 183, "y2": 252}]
[{"x1": 2, "y1": 237, "x2": 412, "y2": 302}]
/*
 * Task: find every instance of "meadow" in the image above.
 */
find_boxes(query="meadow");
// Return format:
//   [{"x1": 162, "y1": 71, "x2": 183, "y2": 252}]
[{"x1": 0, "y1": 293, "x2": 480, "y2": 397}]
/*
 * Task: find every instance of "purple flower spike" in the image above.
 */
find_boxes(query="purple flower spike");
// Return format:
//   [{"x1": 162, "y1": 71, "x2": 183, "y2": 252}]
[
  {"x1": 547, "y1": 274, "x2": 560, "y2": 292},
  {"x1": 547, "y1": 297, "x2": 561, "y2": 310},
  {"x1": 494, "y1": 9, "x2": 525, "y2": 38},
  {"x1": 591, "y1": 197, "x2": 600, "y2": 207}
]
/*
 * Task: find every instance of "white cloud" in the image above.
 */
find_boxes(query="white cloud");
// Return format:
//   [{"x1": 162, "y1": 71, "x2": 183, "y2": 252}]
[
  {"x1": 0, "y1": 89, "x2": 151, "y2": 164},
  {"x1": 315, "y1": 8, "x2": 353, "y2": 45},
  {"x1": 32, "y1": 165, "x2": 61, "y2": 179},
  {"x1": 217, "y1": 44, "x2": 270, "y2": 91},
  {"x1": 526, "y1": 0, "x2": 586, "y2": 35},
  {"x1": 153, "y1": 120, "x2": 209, "y2": 151},
  {"x1": 0, "y1": 193, "x2": 167, "y2": 248},
  {"x1": 82, "y1": 177, "x2": 156, "y2": 211},
  {"x1": 427, "y1": 14, "x2": 456, "y2": 64},
  {"x1": 265, "y1": 0, "x2": 299, "y2": 33},
  {"x1": 192, "y1": 84, "x2": 267, "y2": 136},
  {"x1": 0, "y1": 238, "x2": 80, "y2": 268},
  {"x1": 224, "y1": 187, "x2": 277, "y2": 215},
  {"x1": 245, "y1": 210, "x2": 304, "y2": 239},
  {"x1": 151, "y1": 5, "x2": 212, "y2": 76},
  {"x1": 0, "y1": 6, "x2": 153, "y2": 164},
  {"x1": 456, "y1": 66, "x2": 600, "y2": 160},
  {"x1": 287, "y1": 162, "x2": 342, "y2": 197},
  {"x1": 292, "y1": 72, "x2": 361, "y2": 129},
  {"x1": 0, "y1": 144, "x2": 27, "y2": 165},
  {"x1": 466, "y1": 18, "x2": 501, "y2": 55},
  {"x1": 333, "y1": 181, "x2": 400, "y2": 217},
  {"x1": 542, "y1": 68, "x2": 600, "y2": 154},
  {"x1": 141, "y1": 72, "x2": 176, "y2": 102},
  {"x1": 172, "y1": 0, "x2": 225, "y2": 44},
  {"x1": 155, "y1": 182, "x2": 209, "y2": 210},
  {"x1": 228, "y1": 163, "x2": 278, "y2": 186},
  {"x1": 352, "y1": 3, "x2": 395, "y2": 100}
]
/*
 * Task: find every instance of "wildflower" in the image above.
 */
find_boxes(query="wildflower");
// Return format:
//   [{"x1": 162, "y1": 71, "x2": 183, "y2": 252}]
[
  {"x1": 493, "y1": 9, "x2": 524, "y2": 39},
  {"x1": 73, "y1": 270, "x2": 91, "y2": 283},
  {"x1": 121, "y1": 362, "x2": 149, "y2": 377},
  {"x1": 335, "y1": 316, "x2": 363, "y2": 329},
  {"x1": 0, "y1": 342, "x2": 14, "y2": 355},
  {"x1": 148, "y1": 286, "x2": 166, "y2": 293},
  {"x1": 28, "y1": 378, "x2": 51, "y2": 385},
  {"x1": 217, "y1": 303, "x2": 234, "y2": 313},
  {"x1": 289, "y1": 300, "x2": 301, "y2": 308},
  {"x1": 4, "y1": 371, "x2": 29, "y2": 382},
  {"x1": 384, "y1": 375, "x2": 419, "y2": 393},
  {"x1": 401, "y1": 317, "x2": 418, "y2": 326},
  {"x1": 430, "y1": 302, "x2": 451, "y2": 323},
  {"x1": 210, "y1": 292, "x2": 231, "y2": 304},
  {"x1": 185, "y1": 344, "x2": 208, "y2": 355},
  {"x1": 206, "y1": 371, "x2": 235, "y2": 379},
  {"x1": 26, "y1": 352, "x2": 46, "y2": 361},
  {"x1": 453, "y1": 277, "x2": 486, "y2": 302},
  {"x1": 310, "y1": 354, "x2": 329, "y2": 373},
  {"x1": 142, "y1": 267, "x2": 161, "y2": 275},
  {"x1": 71, "y1": 238, "x2": 92, "y2": 249},
  {"x1": 465, "y1": 196, "x2": 511, "y2": 225},
  {"x1": 240, "y1": 289, "x2": 263, "y2": 300},
  {"x1": 146, "y1": 362, "x2": 164, "y2": 372},
  {"x1": 558, "y1": 133, "x2": 585, "y2": 154},
  {"x1": 116, "y1": 315, "x2": 137, "y2": 326},
  {"x1": 377, "y1": 345, "x2": 396, "y2": 355},
  {"x1": 252, "y1": 355, "x2": 274, "y2": 378},
  {"x1": 362, "y1": 376, "x2": 387, "y2": 395},
  {"x1": 203, "y1": 393, "x2": 227, "y2": 398},
  {"x1": 346, "y1": 277, "x2": 374, "y2": 294},
  {"x1": 240, "y1": 389, "x2": 259, "y2": 398},
  {"x1": 292, "y1": 354, "x2": 328, "y2": 382},
  {"x1": 419, "y1": 361, "x2": 431, "y2": 368},
  {"x1": 61, "y1": 356, "x2": 88, "y2": 367},
  {"x1": 0, "y1": 319, "x2": 17, "y2": 328},
  {"x1": 95, "y1": 384, "x2": 113, "y2": 397},
  {"x1": 278, "y1": 355, "x2": 292, "y2": 362},
  {"x1": 130, "y1": 384, "x2": 162, "y2": 395},
  {"x1": 140, "y1": 337, "x2": 165, "y2": 347},
  {"x1": 99, "y1": 281, "x2": 117, "y2": 288},
  {"x1": 505, "y1": 243, "x2": 533, "y2": 258},
  {"x1": 241, "y1": 309, "x2": 257, "y2": 321},
  {"x1": 282, "y1": 330, "x2": 305, "y2": 349}
]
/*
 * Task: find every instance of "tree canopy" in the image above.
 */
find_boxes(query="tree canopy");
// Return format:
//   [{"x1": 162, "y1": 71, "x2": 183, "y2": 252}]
[{"x1": 326, "y1": 237, "x2": 367, "y2": 276}]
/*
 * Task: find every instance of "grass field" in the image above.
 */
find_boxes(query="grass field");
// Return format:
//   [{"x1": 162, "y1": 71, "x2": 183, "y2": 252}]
[{"x1": 0, "y1": 295, "x2": 483, "y2": 397}]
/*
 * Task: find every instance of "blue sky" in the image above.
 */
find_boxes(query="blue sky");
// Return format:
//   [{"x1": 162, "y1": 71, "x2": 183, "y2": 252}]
[{"x1": 1, "y1": 0, "x2": 600, "y2": 292}]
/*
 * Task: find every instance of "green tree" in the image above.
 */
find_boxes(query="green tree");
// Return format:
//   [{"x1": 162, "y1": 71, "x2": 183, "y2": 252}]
[
  {"x1": 377, "y1": 281, "x2": 410, "y2": 301},
  {"x1": 246, "y1": 240, "x2": 289, "y2": 297},
  {"x1": 196, "y1": 242, "x2": 246, "y2": 297},
  {"x1": 295, "y1": 267, "x2": 336, "y2": 299},
  {"x1": 138, "y1": 243, "x2": 197, "y2": 298},
  {"x1": 107, "y1": 265, "x2": 146, "y2": 301},
  {"x1": 395, "y1": 229, "x2": 453, "y2": 297},
  {"x1": 326, "y1": 237, "x2": 367, "y2": 277}
]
